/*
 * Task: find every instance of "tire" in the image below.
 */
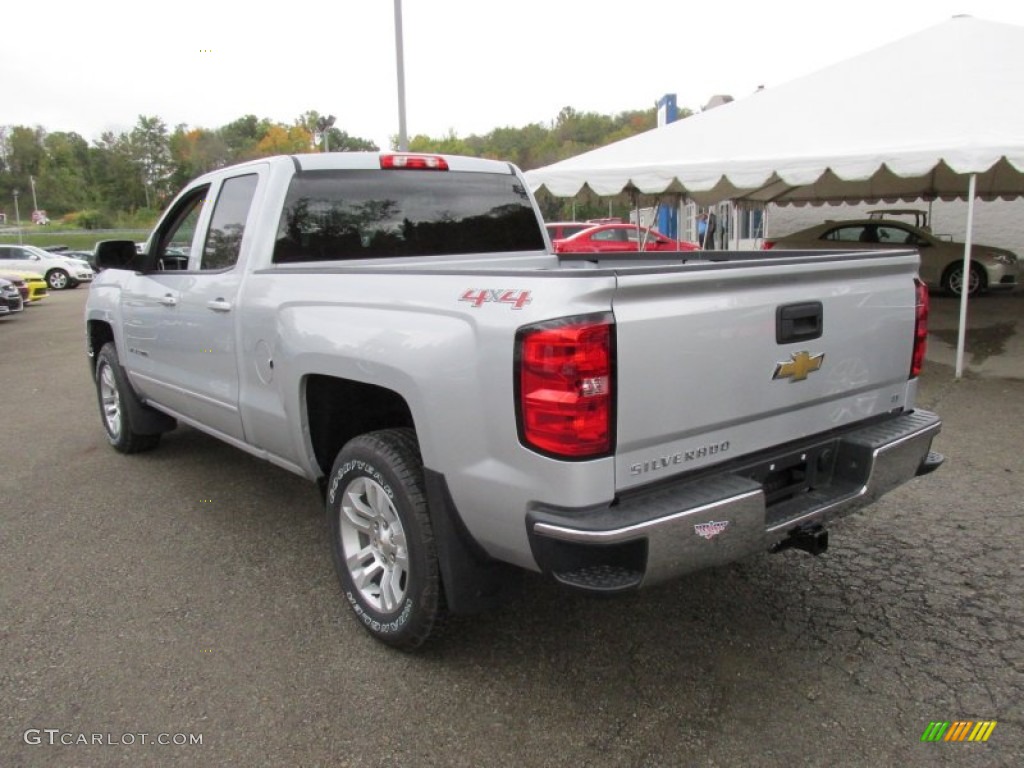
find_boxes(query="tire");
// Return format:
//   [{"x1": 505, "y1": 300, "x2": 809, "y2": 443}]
[
  {"x1": 94, "y1": 342, "x2": 161, "y2": 453},
  {"x1": 67, "y1": 281, "x2": 80, "y2": 289},
  {"x1": 326, "y1": 428, "x2": 443, "y2": 650},
  {"x1": 942, "y1": 262, "x2": 985, "y2": 297},
  {"x1": 47, "y1": 269, "x2": 70, "y2": 290}
]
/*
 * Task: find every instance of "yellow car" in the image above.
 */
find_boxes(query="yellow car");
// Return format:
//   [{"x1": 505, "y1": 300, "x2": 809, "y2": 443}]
[{"x1": 0, "y1": 270, "x2": 49, "y2": 303}]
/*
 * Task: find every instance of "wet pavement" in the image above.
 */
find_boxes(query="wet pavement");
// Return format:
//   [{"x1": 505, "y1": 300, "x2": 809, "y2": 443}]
[{"x1": 927, "y1": 292, "x2": 1023, "y2": 379}]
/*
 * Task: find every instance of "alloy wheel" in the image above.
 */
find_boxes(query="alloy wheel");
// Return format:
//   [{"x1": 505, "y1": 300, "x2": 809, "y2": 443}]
[{"x1": 339, "y1": 476, "x2": 410, "y2": 613}]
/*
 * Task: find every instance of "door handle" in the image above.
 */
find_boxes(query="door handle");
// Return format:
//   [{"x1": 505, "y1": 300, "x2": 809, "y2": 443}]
[
  {"x1": 206, "y1": 298, "x2": 232, "y2": 313},
  {"x1": 160, "y1": 294, "x2": 178, "y2": 307},
  {"x1": 776, "y1": 302, "x2": 823, "y2": 344}
]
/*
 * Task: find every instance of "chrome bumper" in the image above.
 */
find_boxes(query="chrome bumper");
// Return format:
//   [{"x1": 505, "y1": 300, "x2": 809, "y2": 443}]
[{"x1": 529, "y1": 410, "x2": 942, "y2": 590}]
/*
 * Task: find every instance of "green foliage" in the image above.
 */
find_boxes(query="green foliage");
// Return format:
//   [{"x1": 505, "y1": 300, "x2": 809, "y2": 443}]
[
  {"x1": 67, "y1": 209, "x2": 114, "y2": 230},
  {"x1": 403, "y1": 105, "x2": 658, "y2": 172},
  {"x1": 0, "y1": 103, "x2": 677, "y2": 225}
]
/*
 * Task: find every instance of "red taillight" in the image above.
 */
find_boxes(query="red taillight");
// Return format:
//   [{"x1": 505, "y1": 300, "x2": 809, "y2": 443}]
[
  {"x1": 911, "y1": 278, "x2": 929, "y2": 378},
  {"x1": 380, "y1": 154, "x2": 448, "y2": 170},
  {"x1": 762, "y1": 240, "x2": 776, "y2": 250},
  {"x1": 516, "y1": 315, "x2": 614, "y2": 459}
]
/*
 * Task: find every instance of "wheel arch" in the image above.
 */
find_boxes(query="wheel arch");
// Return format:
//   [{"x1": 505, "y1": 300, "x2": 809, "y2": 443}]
[
  {"x1": 86, "y1": 319, "x2": 116, "y2": 374},
  {"x1": 305, "y1": 374, "x2": 416, "y2": 479}
]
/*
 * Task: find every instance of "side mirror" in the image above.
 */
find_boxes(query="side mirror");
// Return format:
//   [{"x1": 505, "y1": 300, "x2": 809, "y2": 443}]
[{"x1": 94, "y1": 240, "x2": 140, "y2": 271}]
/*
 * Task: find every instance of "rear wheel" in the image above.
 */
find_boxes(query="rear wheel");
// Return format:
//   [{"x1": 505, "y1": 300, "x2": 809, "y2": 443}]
[
  {"x1": 327, "y1": 428, "x2": 443, "y2": 650},
  {"x1": 942, "y1": 262, "x2": 985, "y2": 296}
]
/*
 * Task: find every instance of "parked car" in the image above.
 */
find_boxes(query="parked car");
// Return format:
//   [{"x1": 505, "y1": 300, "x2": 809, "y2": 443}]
[
  {"x1": 0, "y1": 277, "x2": 25, "y2": 316},
  {"x1": 553, "y1": 223, "x2": 701, "y2": 254},
  {"x1": 62, "y1": 250, "x2": 97, "y2": 271},
  {"x1": 13, "y1": 271, "x2": 49, "y2": 303},
  {"x1": 0, "y1": 273, "x2": 28, "y2": 302},
  {"x1": 544, "y1": 221, "x2": 597, "y2": 241},
  {"x1": 0, "y1": 270, "x2": 47, "y2": 303},
  {"x1": 0, "y1": 244, "x2": 95, "y2": 290},
  {"x1": 763, "y1": 219, "x2": 1019, "y2": 296}
]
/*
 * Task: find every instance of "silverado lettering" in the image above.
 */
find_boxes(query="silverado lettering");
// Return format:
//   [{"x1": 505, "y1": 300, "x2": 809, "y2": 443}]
[{"x1": 630, "y1": 441, "x2": 732, "y2": 475}]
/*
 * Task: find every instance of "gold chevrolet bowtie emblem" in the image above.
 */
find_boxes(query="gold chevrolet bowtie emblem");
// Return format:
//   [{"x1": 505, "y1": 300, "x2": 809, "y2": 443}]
[{"x1": 773, "y1": 351, "x2": 825, "y2": 382}]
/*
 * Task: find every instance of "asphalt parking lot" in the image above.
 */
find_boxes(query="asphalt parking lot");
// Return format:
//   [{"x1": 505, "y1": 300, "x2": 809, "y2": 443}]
[{"x1": 1, "y1": 288, "x2": 1021, "y2": 767}]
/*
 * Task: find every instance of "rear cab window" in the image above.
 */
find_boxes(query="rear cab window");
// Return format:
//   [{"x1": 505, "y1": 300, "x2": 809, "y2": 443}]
[{"x1": 272, "y1": 169, "x2": 545, "y2": 263}]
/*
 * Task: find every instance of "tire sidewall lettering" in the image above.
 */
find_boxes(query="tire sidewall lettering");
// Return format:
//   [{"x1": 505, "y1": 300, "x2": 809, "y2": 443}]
[
  {"x1": 343, "y1": 589, "x2": 413, "y2": 635},
  {"x1": 329, "y1": 460, "x2": 391, "y2": 505}
]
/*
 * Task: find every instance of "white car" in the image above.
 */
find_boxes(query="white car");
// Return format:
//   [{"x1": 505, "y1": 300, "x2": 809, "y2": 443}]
[{"x1": 0, "y1": 244, "x2": 95, "y2": 290}]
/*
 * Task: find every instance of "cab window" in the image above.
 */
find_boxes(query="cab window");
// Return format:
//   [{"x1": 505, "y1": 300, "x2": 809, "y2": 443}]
[
  {"x1": 153, "y1": 186, "x2": 210, "y2": 270},
  {"x1": 202, "y1": 174, "x2": 259, "y2": 271}
]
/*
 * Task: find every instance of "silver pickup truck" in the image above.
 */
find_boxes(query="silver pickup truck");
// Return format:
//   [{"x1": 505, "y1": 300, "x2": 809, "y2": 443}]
[{"x1": 85, "y1": 152, "x2": 943, "y2": 649}]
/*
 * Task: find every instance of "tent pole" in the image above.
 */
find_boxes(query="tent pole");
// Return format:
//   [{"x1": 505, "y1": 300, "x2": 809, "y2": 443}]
[{"x1": 954, "y1": 174, "x2": 977, "y2": 379}]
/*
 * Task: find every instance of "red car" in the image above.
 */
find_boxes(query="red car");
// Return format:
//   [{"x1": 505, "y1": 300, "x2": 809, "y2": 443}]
[{"x1": 553, "y1": 224, "x2": 700, "y2": 254}]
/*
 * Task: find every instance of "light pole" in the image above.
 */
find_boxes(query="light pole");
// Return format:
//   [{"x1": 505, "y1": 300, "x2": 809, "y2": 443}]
[
  {"x1": 394, "y1": 0, "x2": 408, "y2": 151},
  {"x1": 316, "y1": 114, "x2": 336, "y2": 152},
  {"x1": 12, "y1": 189, "x2": 22, "y2": 244},
  {"x1": 30, "y1": 175, "x2": 39, "y2": 214}
]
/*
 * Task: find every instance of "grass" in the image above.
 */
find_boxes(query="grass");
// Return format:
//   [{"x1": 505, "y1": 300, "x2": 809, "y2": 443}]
[{"x1": 0, "y1": 229, "x2": 150, "y2": 251}]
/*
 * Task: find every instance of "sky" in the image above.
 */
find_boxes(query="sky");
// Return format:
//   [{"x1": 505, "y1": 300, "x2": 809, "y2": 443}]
[{"x1": 5, "y1": 0, "x2": 1024, "y2": 151}]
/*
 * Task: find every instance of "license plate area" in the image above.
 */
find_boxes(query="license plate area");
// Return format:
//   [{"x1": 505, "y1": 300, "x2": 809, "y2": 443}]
[{"x1": 738, "y1": 440, "x2": 838, "y2": 507}]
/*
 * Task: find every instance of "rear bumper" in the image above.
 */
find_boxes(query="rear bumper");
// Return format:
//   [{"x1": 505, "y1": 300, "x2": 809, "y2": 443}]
[{"x1": 528, "y1": 409, "x2": 942, "y2": 592}]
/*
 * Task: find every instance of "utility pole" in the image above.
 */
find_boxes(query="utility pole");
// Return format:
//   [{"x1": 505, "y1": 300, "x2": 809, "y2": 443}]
[
  {"x1": 12, "y1": 189, "x2": 22, "y2": 244},
  {"x1": 316, "y1": 114, "x2": 336, "y2": 152},
  {"x1": 394, "y1": 0, "x2": 408, "y2": 151}
]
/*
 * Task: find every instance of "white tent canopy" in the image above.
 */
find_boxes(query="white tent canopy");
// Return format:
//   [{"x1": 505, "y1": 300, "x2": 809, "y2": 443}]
[
  {"x1": 526, "y1": 15, "x2": 1024, "y2": 207},
  {"x1": 525, "y1": 15, "x2": 1024, "y2": 378}
]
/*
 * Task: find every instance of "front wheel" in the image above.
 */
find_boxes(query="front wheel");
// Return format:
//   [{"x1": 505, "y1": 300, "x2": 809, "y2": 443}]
[
  {"x1": 47, "y1": 269, "x2": 70, "y2": 290},
  {"x1": 94, "y1": 342, "x2": 161, "y2": 453},
  {"x1": 327, "y1": 428, "x2": 443, "y2": 650},
  {"x1": 942, "y1": 262, "x2": 985, "y2": 296}
]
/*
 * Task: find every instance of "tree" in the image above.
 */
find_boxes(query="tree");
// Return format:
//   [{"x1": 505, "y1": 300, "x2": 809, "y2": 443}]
[
  {"x1": 219, "y1": 114, "x2": 273, "y2": 162},
  {"x1": 326, "y1": 128, "x2": 377, "y2": 152},
  {"x1": 255, "y1": 124, "x2": 312, "y2": 156},
  {"x1": 5, "y1": 125, "x2": 45, "y2": 178},
  {"x1": 408, "y1": 129, "x2": 469, "y2": 156},
  {"x1": 39, "y1": 132, "x2": 92, "y2": 213},
  {"x1": 169, "y1": 126, "x2": 229, "y2": 189},
  {"x1": 90, "y1": 131, "x2": 147, "y2": 213},
  {"x1": 129, "y1": 115, "x2": 173, "y2": 208}
]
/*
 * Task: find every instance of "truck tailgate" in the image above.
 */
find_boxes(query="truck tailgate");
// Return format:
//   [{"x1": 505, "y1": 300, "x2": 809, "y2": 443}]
[{"x1": 612, "y1": 250, "x2": 921, "y2": 491}]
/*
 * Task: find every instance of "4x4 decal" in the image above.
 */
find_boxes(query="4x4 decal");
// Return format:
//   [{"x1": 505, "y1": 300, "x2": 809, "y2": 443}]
[{"x1": 459, "y1": 288, "x2": 532, "y2": 309}]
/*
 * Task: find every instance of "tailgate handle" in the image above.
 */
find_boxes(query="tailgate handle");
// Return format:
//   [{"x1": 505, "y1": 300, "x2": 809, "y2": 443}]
[{"x1": 776, "y1": 302, "x2": 822, "y2": 344}]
